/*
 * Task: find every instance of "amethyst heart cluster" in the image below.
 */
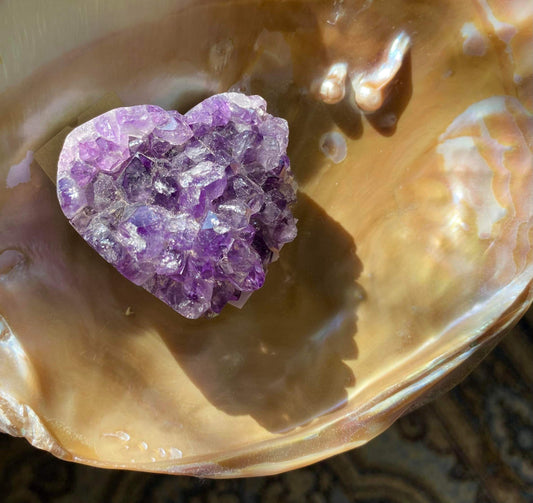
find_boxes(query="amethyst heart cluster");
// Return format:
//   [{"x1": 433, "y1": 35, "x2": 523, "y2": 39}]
[{"x1": 57, "y1": 93, "x2": 297, "y2": 319}]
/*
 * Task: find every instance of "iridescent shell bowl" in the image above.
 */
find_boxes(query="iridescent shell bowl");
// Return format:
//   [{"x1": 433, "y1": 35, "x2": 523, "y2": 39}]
[{"x1": 0, "y1": 0, "x2": 531, "y2": 477}]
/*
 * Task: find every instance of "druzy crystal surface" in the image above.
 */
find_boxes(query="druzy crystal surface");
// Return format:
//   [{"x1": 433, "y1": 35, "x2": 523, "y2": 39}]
[{"x1": 57, "y1": 93, "x2": 297, "y2": 318}]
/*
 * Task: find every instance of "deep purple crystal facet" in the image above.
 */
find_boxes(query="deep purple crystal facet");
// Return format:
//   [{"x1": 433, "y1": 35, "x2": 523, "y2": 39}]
[{"x1": 57, "y1": 93, "x2": 297, "y2": 319}]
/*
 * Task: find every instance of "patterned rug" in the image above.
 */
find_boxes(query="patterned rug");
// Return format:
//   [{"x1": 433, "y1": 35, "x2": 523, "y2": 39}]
[{"x1": 2, "y1": 313, "x2": 532, "y2": 503}]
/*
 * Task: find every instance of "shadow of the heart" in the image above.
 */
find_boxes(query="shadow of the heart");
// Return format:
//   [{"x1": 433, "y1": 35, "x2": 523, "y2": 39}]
[{"x1": 157, "y1": 193, "x2": 363, "y2": 432}]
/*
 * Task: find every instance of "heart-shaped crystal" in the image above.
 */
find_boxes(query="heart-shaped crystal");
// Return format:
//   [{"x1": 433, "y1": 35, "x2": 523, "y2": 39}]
[{"x1": 57, "y1": 93, "x2": 297, "y2": 319}]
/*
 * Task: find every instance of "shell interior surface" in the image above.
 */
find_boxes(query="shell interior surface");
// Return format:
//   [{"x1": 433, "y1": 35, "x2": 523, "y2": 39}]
[{"x1": 0, "y1": 0, "x2": 532, "y2": 477}]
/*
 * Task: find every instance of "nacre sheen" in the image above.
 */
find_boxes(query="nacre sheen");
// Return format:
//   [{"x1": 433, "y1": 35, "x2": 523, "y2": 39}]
[
  {"x1": 1, "y1": 0, "x2": 532, "y2": 479},
  {"x1": 57, "y1": 93, "x2": 297, "y2": 318}
]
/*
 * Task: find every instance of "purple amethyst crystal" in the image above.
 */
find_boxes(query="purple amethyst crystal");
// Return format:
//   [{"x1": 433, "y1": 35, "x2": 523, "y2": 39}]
[{"x1": 57, "y1": 93, "x2": 297, "y2": 319}]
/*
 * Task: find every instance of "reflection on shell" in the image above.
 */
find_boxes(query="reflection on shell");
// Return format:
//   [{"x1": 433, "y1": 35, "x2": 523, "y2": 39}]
[{"x1": 0, "y1": 0, "x2": 532, "y2": 478}]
